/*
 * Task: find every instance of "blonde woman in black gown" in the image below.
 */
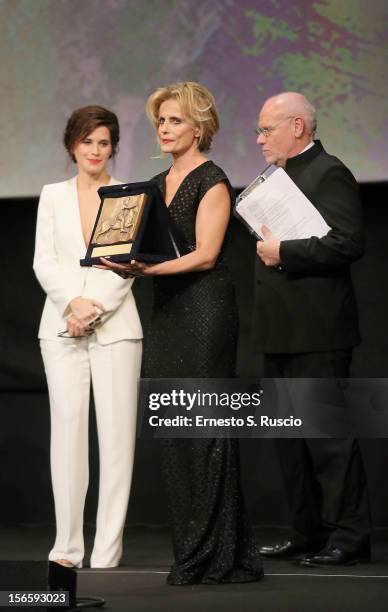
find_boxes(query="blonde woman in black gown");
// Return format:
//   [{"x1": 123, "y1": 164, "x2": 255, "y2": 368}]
[{"x1": 102, "y1": 82, "x2": 263, "y2": 585}]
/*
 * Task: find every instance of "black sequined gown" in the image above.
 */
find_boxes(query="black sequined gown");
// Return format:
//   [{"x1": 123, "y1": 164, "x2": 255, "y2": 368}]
[{"x1": 144, "y1": 161, "x2": 263, "y2": 585}]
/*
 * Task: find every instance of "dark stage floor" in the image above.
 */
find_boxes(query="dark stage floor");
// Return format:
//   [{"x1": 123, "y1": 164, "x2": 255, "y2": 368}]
[{"x1": 1, "y1": 525, "x2": 387, "y2": 612}]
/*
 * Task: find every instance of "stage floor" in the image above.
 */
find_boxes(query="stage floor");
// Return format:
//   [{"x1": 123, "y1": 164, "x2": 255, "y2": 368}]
[{"x1": 1, "y1": 525, "x2": 387, "y2": 612}]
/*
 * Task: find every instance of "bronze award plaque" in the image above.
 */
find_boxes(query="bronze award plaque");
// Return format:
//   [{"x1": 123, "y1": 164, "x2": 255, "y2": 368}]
[
  {"x1": 80, "y1": 181, "x2": 186, "y2": 266},
  {"x1": 91, "y1": 193, "x2": 146, "y2": 258}
]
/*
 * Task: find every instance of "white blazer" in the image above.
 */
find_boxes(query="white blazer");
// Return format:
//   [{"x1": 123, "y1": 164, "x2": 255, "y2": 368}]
[{"x1": 33, "y1": 176, "x2": 143, "y2": 344}]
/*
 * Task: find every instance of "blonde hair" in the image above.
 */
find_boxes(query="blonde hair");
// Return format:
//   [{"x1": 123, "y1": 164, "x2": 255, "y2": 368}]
[{"x1": 146, "y1": 81, "x2": 219, "y2": 152}]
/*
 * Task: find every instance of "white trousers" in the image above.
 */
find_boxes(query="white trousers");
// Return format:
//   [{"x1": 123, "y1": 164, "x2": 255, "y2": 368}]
[{"x1": 40, "y1": 336, "x2": 142, "y2": 568}]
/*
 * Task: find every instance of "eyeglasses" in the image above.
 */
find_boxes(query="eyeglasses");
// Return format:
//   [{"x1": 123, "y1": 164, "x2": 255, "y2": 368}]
[
  {"x1": 57, "y1": 314, "x2": 103, "y2": 339},
  {"x1": 255, "y1": 116, "x2": 295, "y2": 138}
]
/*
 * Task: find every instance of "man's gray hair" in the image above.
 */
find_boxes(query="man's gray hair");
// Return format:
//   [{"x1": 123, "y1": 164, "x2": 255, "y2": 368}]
[{"x1": 302, "y1": 98, "x2": 317, "y2": 136}]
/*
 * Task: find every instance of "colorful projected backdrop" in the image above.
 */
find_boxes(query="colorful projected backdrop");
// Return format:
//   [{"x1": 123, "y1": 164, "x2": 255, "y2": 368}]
[{"x1": 1, "y1": 0, "x2": 387, "y2": 196}]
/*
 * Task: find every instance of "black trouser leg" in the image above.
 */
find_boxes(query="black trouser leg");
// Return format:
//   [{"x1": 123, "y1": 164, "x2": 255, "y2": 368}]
[
  {"x1": 275, "y1": 438, "x2": 326, "y2": 547},
  {"x1": 263, "y1": 350, "x2": 371, "y2": 551},
  {"x1": 306, "y1": 437, "x2": 371, "y2": 552}
]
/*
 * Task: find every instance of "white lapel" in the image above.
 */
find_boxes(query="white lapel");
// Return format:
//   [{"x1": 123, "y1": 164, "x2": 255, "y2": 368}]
[
  {"x1": 65, "y1": 175, "x2": 122, "y2": 256},
  {"x1": 66, "y1": 176, "x2": 88, "y2": 255}
]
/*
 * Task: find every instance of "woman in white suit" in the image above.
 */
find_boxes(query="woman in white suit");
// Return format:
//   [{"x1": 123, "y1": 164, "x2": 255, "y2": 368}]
[{"x1": 33, "y1": 106, "x2": 142, "y2": 569}]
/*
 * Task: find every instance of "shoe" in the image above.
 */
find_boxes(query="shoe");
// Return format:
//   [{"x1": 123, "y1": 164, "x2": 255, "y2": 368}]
[
  {"x1": 259, "y1": 540, "x2": 318, "y2": 559},
  {"x1": 299, "y1": 545, "x2": 369, "y2": 567}
]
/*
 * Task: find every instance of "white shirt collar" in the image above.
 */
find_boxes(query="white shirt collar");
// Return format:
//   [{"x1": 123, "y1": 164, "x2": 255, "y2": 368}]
[{"x1": 298, "y1": 141, "x2": 315, "y2": 155}]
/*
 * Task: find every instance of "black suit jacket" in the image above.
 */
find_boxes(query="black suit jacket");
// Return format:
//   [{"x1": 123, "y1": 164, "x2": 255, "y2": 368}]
[{"x1": 252, "y1": 140, "x2": 364, "y2": 353}]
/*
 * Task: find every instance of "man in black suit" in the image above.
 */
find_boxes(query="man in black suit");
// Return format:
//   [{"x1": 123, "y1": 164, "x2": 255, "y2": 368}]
[{"x1": 253, "y1": 92, "x2": 371, "y2": 566}]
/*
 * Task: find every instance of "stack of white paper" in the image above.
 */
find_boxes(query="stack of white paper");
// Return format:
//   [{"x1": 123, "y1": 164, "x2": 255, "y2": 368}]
[{"x1": 235, "y1": 167, "x2": 330, "y2": 240}]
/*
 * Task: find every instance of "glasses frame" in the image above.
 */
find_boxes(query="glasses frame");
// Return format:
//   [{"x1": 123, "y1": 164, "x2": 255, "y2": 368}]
[
  {"x1": 255, "y1": 116, "x2": 295, "y2": 138},
  {"x1": 57, "y1": 314, "x2": 103, "y2": 339}
]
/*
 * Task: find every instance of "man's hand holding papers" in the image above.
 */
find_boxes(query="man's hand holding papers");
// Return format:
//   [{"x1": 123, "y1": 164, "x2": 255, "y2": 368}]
[{"x1": 256, "y1": 225, "x2": 280, "y2": 266}]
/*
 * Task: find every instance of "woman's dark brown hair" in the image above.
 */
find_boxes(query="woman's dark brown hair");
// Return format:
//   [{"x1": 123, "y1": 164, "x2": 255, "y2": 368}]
[{"x1": 63, "y1": 105, "x2": 120, "y2": 162}]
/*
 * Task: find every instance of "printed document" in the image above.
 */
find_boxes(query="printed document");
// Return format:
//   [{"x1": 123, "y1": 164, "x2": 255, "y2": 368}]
[{"x1": 235, "y1": 167, "x2": 330, "y2": 240}]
